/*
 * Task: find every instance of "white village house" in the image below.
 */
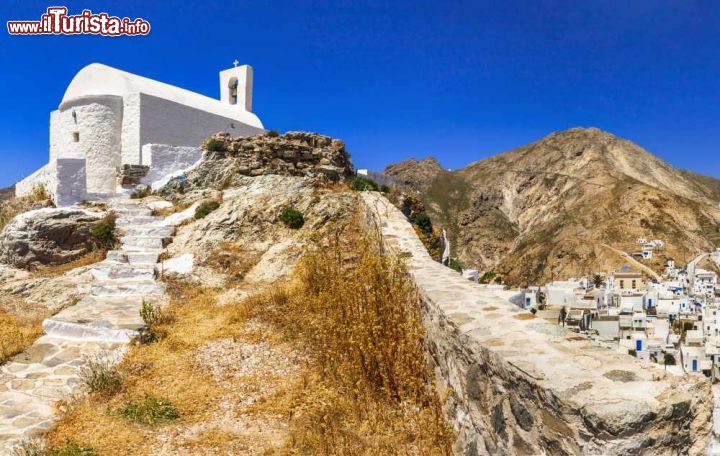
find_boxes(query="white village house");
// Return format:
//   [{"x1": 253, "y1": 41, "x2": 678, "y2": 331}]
[{"x1": 16, "y1": 63, "x2": 265, "y2": 205}]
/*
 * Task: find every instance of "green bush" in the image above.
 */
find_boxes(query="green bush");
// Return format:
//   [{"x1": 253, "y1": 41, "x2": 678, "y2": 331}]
[
  {"x1": 479, "y1": 271, "x2": 497, "y2": 284},
  {"x1": 90, "y1": 213, "x2": 117, "y2": 248},
  {"x1": 410, "y1": 213, "x2": 433, "y2": 238},
  {"x1": 15, "y1": 439, "x2": 98, "y2": 456},
  {"x1": 448, "y1": 258, "x2": 463, "y2": 273},
  {"x1": 664, "y1": 353, "x2": 676, "y2": 365},
  {"x1": 347, "y1": 175, "x2": 379, "y2": 192},
  {"x1": 116, "y1": 394, "x2": 179, "y2": 425},
  {"x1": 280, "y1": 206, "x2": 305, "y2": 229},
  {"x1": 205, "y1": 137, "x2": 225, "y2": 152},
  {"x1": 628, "y1": 349, "x2": 637, "y2": 357},
  {"x1": 266, "y1": 130, "x2": 280, "y2": 137},
  {"x1": 194, "y1": 200, "x2": 220, "y2": 219},
  {"x1": 380, "y1": 184, "x2": 391, "y2": 193}
]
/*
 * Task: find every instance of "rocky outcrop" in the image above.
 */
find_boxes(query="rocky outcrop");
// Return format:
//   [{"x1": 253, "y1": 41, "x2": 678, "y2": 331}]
[
  {"x1": 0, "y1": 208, "x2": 105, "y2": 269},
  {"x1": 361, "y1": 192, "x2": 712, "y2": 455},
  {"x1": 384, "y1": 157, "x2": 444, "y2": 192},
  {"x1": 160, "y1": 131, "x2": 353, "y2": 195}
]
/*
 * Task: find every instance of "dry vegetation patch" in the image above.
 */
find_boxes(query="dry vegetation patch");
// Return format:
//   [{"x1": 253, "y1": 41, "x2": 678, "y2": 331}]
[
  {"x1": 47, "y1": 211, "x2": 452, "y2": 454},
  {"x1": 0, "y1": 309, "x2": 43, "y2": 365},
  {"x1": 237, "y1": 221, "x2": 454, "y2": 454}
]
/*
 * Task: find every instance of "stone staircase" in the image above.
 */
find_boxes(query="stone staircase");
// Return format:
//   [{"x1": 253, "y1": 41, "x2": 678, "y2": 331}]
[{"x1": 0, "y1": 199, "x2": 174, "y2": 451}]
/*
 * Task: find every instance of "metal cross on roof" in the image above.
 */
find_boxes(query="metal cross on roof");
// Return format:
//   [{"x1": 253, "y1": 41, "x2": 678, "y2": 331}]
[{"x1": 233, "y1": 59, "x2": 239, "y2": 67}]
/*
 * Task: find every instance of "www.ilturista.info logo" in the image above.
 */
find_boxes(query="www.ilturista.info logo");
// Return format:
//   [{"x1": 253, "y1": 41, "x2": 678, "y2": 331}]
[{"x1": 7, "y1": 7, "x2": 151, "y2": 36}]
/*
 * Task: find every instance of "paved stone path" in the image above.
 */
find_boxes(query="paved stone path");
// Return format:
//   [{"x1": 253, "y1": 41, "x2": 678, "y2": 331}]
[{"x1": 0, "y1": 199, "x2": 173, "y2": 452}]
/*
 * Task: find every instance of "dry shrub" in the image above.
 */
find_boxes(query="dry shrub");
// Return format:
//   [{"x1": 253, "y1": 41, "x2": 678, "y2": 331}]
[
  {"x1": 78, "y1": 353, "x2": 123, "y2": 397},
  {"x1": 0, "y1": 185, "x2": 53, "y2": 233},
  {"x1": 243, "y1": 221, "x2": 454, "y2": 453},
  {"x1": 150, "y1": 202, "x2": 188, "y2": 217},
  {"x1": 0, "y1": 310, "x2": 43, "y2": 365}
]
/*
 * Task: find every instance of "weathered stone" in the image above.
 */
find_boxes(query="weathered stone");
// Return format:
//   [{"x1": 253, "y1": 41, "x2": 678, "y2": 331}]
[
  {"x1": 509, "y1": 396, "x2": 534, "y2": 432},
  {"x1": 0, "y1": 208, "x2": 104, "y2": 269},
  {"x1": 160, "y1": 131, "x2": 354, "y2": 195},
  {"x1": 118, "y1": 164, "x2": 149, "y2": 187}
]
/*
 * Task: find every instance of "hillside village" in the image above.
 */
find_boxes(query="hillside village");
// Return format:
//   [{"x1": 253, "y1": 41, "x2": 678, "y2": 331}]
[{"x1": 516, "y1": 244, "x2": 720, "y2": 376}]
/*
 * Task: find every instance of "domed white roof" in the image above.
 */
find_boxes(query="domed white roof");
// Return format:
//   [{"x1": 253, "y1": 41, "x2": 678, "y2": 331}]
[{"x1": 61, "y1": 63, "x2": 263, "y2": 129}]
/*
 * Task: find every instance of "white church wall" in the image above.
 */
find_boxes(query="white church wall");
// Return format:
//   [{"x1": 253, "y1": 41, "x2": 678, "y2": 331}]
[
  {"x1": 15, "y1": 163, "x2": 52, "y2": 199},
  {"x1": 57, "y1": 95, "x2": 123, "y2": 195},
  {"x1": 139, "y1": 144, "x2": 203, "y2": 190},
  {"x1": 136, "y1": 93, "x2": 263, "y2": 157},
  {"x1": 54, "y1": 158, "x2": 86, "y2": 206},
  {"x1": 121, "y1": 93, "x2": 141, "y2": 165}
]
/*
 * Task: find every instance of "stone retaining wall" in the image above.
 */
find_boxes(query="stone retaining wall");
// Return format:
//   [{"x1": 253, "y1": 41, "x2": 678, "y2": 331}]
[{"x1": 361, "y1": 192, "x2": 711, "y2": 455}]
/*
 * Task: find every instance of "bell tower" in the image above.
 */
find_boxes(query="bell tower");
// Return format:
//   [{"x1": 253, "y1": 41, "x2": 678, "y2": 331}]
[{"x1": 219, "y1": 61, "x2": 253, "y2": 112}]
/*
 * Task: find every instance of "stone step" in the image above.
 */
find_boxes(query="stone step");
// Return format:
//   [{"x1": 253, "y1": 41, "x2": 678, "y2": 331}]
[
  {"x1": 105, "y1": 250, "x2": 161, "y2": 266},
  {"x1": 91, "y1": 280, "x2": 165, "y2": 297},
  {"x1": 112, "y1": 207, "x2": 153, "y2": 216},
  {"x1": 90, "y1": 263, "x2": 156, "y2": 281},
  {"x1": 116, "y1": 215, "x2": 161, "y2": 226},
  {"x1": 45, "y1": 296, "x2": 146, "y2": 324},
  {"x1": 118, "y1": 224, "x2": 175, "y2": 237},
  {"x1": 42, "y1": 320, "x2": 138, "y2": 343},
  {"x1": 120, "y1": 235, "x2": 168, "y2": 250}
]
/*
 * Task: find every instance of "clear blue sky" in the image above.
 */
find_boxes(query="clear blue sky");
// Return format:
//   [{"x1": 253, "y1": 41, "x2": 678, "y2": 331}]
[{"x1": 1, "y1": 0, "x2": 719, "y2": 187}]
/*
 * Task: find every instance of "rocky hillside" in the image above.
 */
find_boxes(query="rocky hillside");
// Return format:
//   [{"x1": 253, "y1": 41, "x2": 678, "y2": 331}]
[
  {"x1": 384, "y1": 157, "x2": 444, "y2": 192},
  {"x1": 385, "y1": 127, "x2": 720, "y2": 285},
  {"x1": 0, "y1": 186, "x2": 14, "y2": 203}
]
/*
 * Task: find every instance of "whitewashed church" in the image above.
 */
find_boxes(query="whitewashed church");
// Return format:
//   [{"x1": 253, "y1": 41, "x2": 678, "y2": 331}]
[{"x1": 16, "y1": 62, "x2": 265, "y2": 205}]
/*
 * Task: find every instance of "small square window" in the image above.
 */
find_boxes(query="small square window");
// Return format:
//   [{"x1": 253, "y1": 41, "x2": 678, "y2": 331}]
[{"x1": 72, "y1": 132, "x2": 79, "y2": 142}]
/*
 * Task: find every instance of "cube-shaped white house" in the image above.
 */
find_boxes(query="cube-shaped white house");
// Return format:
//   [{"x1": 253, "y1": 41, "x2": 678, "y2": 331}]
[{"x1": 16, "y1": 63, "x2": 265, "y2": 205}]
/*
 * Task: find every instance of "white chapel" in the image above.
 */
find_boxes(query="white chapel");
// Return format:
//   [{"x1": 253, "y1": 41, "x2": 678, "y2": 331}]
[{"x1": 16, "y1": 62, "x2": 265, "y2": 205}]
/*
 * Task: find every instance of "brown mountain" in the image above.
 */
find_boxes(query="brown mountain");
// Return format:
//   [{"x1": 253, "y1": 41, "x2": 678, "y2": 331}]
[{"x1": 384, "y1": 127, "x2": 720, "y2": 285}]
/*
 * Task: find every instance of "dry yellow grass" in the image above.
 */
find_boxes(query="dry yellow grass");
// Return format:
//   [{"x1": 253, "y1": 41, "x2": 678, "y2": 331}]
[
  {"x1": 46, "y1": 278, "x2": 241, "y2": 454},
  {"x1": 47, "y1": 209, "x2": 452, "y2": 454},
  {"x1": 0, "y1": 184, "x2": 52, "y2": 232},
  {"x1": 239, "y1": 222, "x2": 454, "y2": 455},
  {"x1": 150, "y1": 201, "x2": 190, "y2": 217},
  {"x1": 0, "y1": 310, "x2": 43, "y2": 364}
]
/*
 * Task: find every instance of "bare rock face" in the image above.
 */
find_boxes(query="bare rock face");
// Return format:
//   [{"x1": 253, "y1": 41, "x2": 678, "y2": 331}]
[
  {"x1": 160, "y1": 131, "x2": 354, "y2": 195},
  {"x1": 0, "y1": 208, "x2": 104, "y2": 269}
]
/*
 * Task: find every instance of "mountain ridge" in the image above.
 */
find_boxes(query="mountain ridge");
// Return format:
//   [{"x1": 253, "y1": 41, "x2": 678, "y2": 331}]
[{"x1": 384, "y1": 127, "x2": 720, "y2": 285}]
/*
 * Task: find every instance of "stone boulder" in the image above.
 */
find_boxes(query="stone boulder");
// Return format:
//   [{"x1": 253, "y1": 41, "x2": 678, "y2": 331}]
[{"x1": 0, "y1": 208, "x2": 105, "y2": 269}]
